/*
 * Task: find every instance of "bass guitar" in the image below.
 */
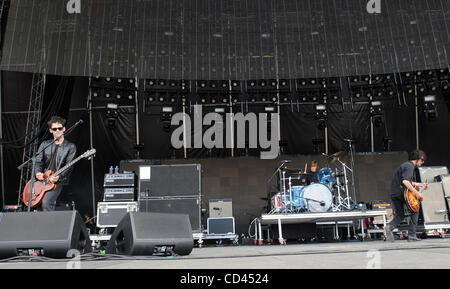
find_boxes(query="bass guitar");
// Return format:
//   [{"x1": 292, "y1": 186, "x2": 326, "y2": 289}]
[
  {"x1": 22, "y1": 149, "x2": 96, "y2": 208},
  {"x1": 404, "y1": 182, "x2": 427, "y2": 213}
]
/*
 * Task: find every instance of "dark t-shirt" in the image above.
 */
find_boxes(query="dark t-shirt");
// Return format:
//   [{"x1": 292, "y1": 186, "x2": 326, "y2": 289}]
[
  {"x1": 390, "y1": 161, "x2": 415, "y2": 197},
  {"x1": 47, "y1": 145, "x2": 60, "y2": 172},
  {"x1": 307, "y1": 170, "x2": 319, "y2": 183}
]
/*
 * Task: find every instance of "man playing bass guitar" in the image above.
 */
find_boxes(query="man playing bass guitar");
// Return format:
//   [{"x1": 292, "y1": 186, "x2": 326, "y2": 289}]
[
  {"x1": 386, "y1": 149, "x2": 428, "y2": 242},
  {"x1": 34, "y1": 116, "x2": 77, "y2": 211}
]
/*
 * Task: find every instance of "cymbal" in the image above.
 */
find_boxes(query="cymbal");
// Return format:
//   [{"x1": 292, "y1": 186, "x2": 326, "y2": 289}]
[{"x1": 327, "y1": 151, "x2": 346, "y2": 163}]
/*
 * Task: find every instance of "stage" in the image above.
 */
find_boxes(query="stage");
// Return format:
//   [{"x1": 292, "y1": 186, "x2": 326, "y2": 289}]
[
  {"x1": 256, "y1": 210, "x2": 388, "y2": 245},
  {"x1": 0, "y1": 239, "x2": 450, "y2": 269}
]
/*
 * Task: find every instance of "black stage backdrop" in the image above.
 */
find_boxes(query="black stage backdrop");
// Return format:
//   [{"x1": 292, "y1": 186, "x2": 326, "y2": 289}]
[
  {"x1": 1, "y1": 0, "x2": 450, "y2": 79},
  {"x1": 2, "y1": 71, "x2": 450, "y2": 235}
]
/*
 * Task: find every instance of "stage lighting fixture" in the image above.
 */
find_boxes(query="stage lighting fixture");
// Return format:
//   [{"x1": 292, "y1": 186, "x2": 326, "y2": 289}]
[
  {"x1": 382, "y1": 137, "x2": 393, "y2": 152},
  {"x1": 315, "y1": 104, "x2": 327, "y2": 120},
  {"x1": 299, "y1": 79, "x2": 307, "y2": 87},
  {"x1": 106, "y1": 103, "x2": 119, "y2": 129},
  {"x1": 161, "y1": 110, "x2": 173, "y2": 133},
  {"x1": 279, "y1": 79, "x2": 288, "y2": 87},
  {"x1": 91, "y1": 88, "x2": 101, "y2": 98},
  {"x1": 441, "y1": 80, "x2": 449, "y2": 91},
  {"x1": 214, "y1": 107, "x2": 225, "y2": 113},
  {"x1": 265, "y1": 106, "x2": 275, "y2": 112},
  {"x1": 370, "y1": 101, "x2": 383, "y2": 116},
  {"x1": 423, "y1": 95, "x2": 438, "y2": 120},
  {"x1": 372, "y1": 115, "x2": 383, "y2": 127}
]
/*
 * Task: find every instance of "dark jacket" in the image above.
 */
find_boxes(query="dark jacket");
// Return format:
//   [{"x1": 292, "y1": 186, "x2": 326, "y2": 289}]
[{"x1": 35, "y1": 139, "x2": 77, "y2": 186}]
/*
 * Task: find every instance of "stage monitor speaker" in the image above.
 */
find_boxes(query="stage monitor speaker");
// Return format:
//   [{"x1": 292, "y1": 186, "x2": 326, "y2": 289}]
[
  {"x1": 421, "y1": 182, "x2": 449, "y2": 224},
  {"x1": 105, "y1": 212, "x2": 193, "y2": 256},
  {"x1": 0, "y1": 211, "x2": 91, "y2": 259}
]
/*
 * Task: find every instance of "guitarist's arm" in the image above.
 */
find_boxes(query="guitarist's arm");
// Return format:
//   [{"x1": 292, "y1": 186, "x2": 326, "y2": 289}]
[{"x1": 402, "y1": 180, "x2": 423, "y2": 201}]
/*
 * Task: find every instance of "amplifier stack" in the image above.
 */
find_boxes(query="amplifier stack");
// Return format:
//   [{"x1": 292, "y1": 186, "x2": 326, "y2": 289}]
[{"x1": 97, "y1": 171, "x2": 138, "y2": 228}]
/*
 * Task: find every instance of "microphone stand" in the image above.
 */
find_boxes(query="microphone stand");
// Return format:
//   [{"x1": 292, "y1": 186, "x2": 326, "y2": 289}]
[{"x1": 17, "y1": 120, "x2": 84, "y2": 212}]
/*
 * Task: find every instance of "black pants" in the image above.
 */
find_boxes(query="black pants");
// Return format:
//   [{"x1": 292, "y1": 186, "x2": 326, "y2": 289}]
[
  {"x1": 42, "y1": 185, "x2": 63, "y2": 211},
  {"x1": 389, "y1": 195, "x2": 419, "y2": 236}
]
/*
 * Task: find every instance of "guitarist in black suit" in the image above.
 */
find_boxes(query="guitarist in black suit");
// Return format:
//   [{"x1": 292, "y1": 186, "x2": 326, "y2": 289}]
[
  {"x1": 34, "y1": 116, "x2": 77, "y2": 211},
  {"x1": 385, "y1": 149, "x2": 428, "y2": 242}
]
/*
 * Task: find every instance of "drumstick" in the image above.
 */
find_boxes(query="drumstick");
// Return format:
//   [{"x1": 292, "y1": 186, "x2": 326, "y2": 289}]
[{"x1": 304, "y1": 162, "x2": 307, "y2": 173}]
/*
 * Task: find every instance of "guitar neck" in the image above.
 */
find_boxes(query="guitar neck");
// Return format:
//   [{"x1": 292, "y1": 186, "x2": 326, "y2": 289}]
[{"x1": 53, "y1": 155, "x2": 84, "y2": 177}]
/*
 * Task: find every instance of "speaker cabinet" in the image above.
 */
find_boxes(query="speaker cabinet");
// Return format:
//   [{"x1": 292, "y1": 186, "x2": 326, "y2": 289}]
[
  {"x1": 138, "y1": 164, "x2": 201, "y2": 198},
  {"x1": 0, "y1": 211, "x2": 91, "y2": 259},
  {"x1": 106, "y1": 212, "x2": 193, "y2": 256},
  {"x1": 139, "y1": 198, "x2": 201, "y2": 232}
]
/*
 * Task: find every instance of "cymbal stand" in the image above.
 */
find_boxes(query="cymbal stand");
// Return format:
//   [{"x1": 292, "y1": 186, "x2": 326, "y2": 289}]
[
  {"x1": 287, "y1": 176, "x2": 293, "y2": 213},
  {"x1": 345, "y1": 139, "x2": 357, "y2": 206},
  {"x1": 335, "y1": 158, "x2": 353, "y2": 210},
  {"x1": 332, "y1": 167, "x2": 344, "y2": 212}
]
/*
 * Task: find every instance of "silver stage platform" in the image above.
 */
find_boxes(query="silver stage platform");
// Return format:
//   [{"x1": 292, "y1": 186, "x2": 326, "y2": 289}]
[{"x1": 255, "y1": 210, "x2": 388, "y2": 244}]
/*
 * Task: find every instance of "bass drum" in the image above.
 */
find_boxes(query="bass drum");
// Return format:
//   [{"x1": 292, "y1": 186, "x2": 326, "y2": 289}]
[{"x1": 298, "y1": 183, "x2": 333, "y2": 213}]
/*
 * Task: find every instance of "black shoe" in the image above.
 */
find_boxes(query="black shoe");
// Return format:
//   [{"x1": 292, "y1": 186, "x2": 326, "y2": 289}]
[
  {"x1": 407, "y1": 236, "x2": 421, "y2": 242},
  {"x1": 385, "y1": 226, "x2": 394, "y2": 242}
]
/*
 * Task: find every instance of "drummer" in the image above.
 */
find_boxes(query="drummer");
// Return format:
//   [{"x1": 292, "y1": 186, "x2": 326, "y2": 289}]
[
  {"x1": 300, "y1": 160, "x2": 320, "y2": 185},
  {"x1": 307, "y1": 160, "x2": 320, "y2": 184}
]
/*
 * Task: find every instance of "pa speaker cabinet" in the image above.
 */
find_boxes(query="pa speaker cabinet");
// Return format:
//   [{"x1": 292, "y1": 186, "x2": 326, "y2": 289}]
[
  {"x1": 138, "y1": 164, "x2": 201, "y2": 198},
  {"x1": 0, "y1": 211, "x2": 91, "y2": 259},
  {"x1": 421, "y1": 182, "x2": 449, "y2": 224},
  {"x1": 105, "y1": 212, "x2": 193, "y2": 256},
  {"x1": 139, "y1": 197, "x2": 201, "y2": 232},
  {"x1": 439, "y1": 174, "x2": 450, "y2": 209},
  {"x1": 209, "y1": 199, "x2": 233, "y2": 218},
  {"x1": 418, "y1": 166, "x2": 449, "y2": 183},
  {"x1": 207, "y1": 217, "x2": 235, "y2": 235}
]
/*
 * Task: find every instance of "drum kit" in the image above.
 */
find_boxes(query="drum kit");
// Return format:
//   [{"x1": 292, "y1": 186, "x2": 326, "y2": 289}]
[{"x1": 268, "y1": 150, "x2": 357, "y2": 214}]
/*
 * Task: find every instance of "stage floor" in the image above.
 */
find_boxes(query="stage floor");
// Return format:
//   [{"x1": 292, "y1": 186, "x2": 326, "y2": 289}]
[{"x1": 1, "y1": 238, "x2": 450, "y2": 269}]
